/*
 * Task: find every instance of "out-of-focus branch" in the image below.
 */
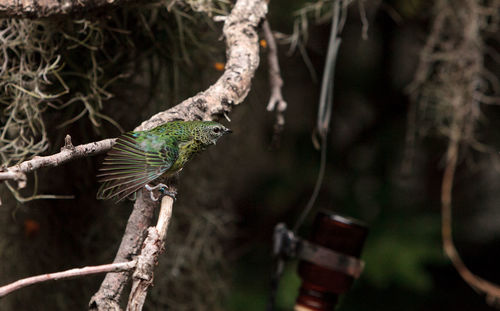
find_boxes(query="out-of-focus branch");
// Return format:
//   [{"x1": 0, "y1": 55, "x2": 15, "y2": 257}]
[
  {"x1": 406, "y1": 0, "x2": 500, "y2": 305},
  {"x1": 263, "y1": 20, "x2": 287, "y2": 133},
  {"x1": 0, "y1": 261, "x2": 136, "y2": 298},
  {"x1": 126, "y1": 194, "x2": 174, "y2": 311},
  {"x1": 442, "y1": 136, "x2": 500, "y2": 306}
]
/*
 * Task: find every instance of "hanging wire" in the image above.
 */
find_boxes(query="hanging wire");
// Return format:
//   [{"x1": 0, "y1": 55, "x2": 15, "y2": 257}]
[
  {"x1": 293, "y1": 0, "x2": 344, "y2": 232},
  {"x1": 267, "y1": 3, "x2": 348, "y2": 310}
]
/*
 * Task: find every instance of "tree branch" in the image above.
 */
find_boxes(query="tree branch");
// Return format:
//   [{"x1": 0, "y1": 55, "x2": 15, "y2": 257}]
[
  {"x1": 0, "y1": 261, "x2": 136, "y2": 298},
  {"x1": 0, "y1": 137, "x2": 115, "y2": 187}
]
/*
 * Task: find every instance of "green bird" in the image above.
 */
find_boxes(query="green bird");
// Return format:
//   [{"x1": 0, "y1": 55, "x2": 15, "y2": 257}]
[{"x1": 96, "y1": 120, "x2": 232, "y2": 202}]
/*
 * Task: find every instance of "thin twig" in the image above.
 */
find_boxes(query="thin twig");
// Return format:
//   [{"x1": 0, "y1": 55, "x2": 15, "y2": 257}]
[
  {"x1": 358, "y1": 0, "x2": 369, "y2": 40},
  {"x1": 263, "y1": 20, "x2": 287, "y2": 133},
  {"x1": 0, "y1": 261, "x2": 137, "y2": 298},
  {"x1": 0, "y1": 137, "x2": 115, "y2": 185}
]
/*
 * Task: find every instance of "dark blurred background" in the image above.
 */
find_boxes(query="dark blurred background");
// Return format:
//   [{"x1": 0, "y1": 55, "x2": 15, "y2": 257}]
[
  {"x1": 1, "y1": 0, "x2": 500, "y2": 310},
  {"x1": 227, "y1": 0, "x2": 500, "y2": 310}
]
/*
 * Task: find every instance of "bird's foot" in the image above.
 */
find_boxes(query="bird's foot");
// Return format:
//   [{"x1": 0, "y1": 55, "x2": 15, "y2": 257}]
[{"x1": 145, "y1": 183, "x2": 177, "y2": 201}]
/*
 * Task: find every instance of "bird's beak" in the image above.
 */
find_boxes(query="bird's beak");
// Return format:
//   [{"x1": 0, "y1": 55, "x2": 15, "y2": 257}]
[{"x1": 224, "y1": 128, "x2": 233, "y2": 134}]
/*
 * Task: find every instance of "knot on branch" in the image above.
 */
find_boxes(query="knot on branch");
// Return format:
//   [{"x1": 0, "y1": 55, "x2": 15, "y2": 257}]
[{"x1": 89, "y1": 297, "x2": 121, "y2": 311}]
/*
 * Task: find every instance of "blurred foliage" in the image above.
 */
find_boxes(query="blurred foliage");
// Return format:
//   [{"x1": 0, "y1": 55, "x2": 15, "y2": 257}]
[
  {"x1": 362, "y1": 213, "x2": 444, "y2": 292},
  {"x1": 227, "y1": 0, "x2": 500, "y2": 310}
]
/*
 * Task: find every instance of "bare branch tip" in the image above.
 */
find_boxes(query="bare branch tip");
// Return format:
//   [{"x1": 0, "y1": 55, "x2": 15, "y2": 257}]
[
  {"x1": 213, "y1": 16, "x2": 227, "y2": 22},
  {"x1": 63, "y1": 135, "x2": 75, "y2": 151}
]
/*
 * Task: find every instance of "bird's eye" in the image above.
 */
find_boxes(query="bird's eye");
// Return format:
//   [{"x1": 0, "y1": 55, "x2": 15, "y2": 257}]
[{"x1": 213, "y1": 127, "x2": 221, "y2": 133}]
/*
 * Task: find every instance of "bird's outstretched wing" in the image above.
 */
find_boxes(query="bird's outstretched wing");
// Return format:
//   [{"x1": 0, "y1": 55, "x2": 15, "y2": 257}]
[{"x1": 96, "y1": 132, "x2": 178, "y2": 202}]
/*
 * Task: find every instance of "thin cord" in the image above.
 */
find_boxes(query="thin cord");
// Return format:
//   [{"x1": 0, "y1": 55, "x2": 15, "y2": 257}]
[
  {"x1": 293, "y1": 134, "x2": 328, "y2": 232},
  {"x1": 267, "y1": 3, "x2": 346, "y2": 310},
  {"x1": 293, "y1": 0, "x2": 343, "y2": 232}
]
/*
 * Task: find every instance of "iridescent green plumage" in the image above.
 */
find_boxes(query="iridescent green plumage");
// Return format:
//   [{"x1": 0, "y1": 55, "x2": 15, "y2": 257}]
[{"x1": 97, "y1": 121, "x2": 231, "y2": 202}]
